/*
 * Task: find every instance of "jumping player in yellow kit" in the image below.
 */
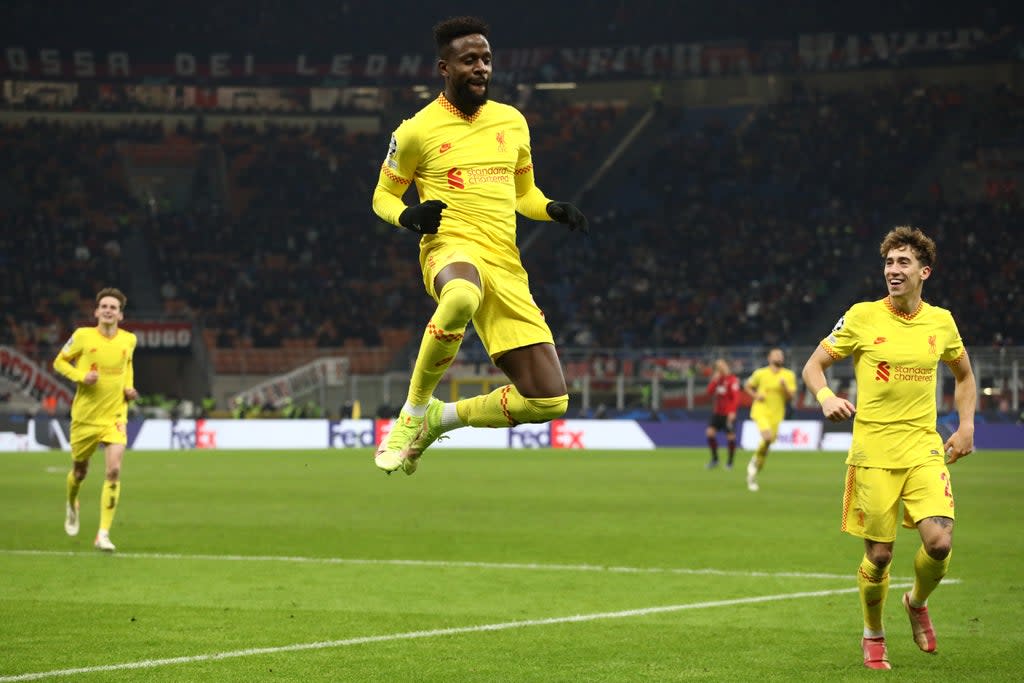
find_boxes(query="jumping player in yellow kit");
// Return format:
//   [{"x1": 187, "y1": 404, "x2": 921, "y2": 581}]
[
  {"x1": 802, "y1": 227, "x2": 976, "y2": 670},
  {"x1": 53, "y1": 288, "x2": 139, "y2": 551},
  {"x1": 371, "y1": 16, "x2": 588, "y2": 475}
]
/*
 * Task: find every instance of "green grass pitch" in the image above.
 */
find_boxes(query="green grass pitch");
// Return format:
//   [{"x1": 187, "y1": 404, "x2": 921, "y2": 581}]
[{"x1": 2, "y1": 447, "x2": 1022, "y2": 681}]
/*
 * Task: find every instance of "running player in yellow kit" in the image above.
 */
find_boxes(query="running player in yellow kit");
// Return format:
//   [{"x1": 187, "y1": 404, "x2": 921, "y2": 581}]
[
  {"x1": 802, "y1": 227, "x2": 976, "y2": 670},
  {"x1": 371, "y1": 16, "x2": 588, "y2": 475},
  {"x1": 743, "y1": 348, "x2": 796, "y2": 491},
  {"x1": 53, "y1": 288, "x2": 139, "y2": 551}
]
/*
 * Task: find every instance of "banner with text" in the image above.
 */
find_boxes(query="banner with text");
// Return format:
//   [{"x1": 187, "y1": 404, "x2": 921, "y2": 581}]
[
  {"x1": 1, "y1": 26, "x2": 1005, "y2": 86},
  {"x1": 2, "y1": 418, "x2": 1018, "y2": 452}
]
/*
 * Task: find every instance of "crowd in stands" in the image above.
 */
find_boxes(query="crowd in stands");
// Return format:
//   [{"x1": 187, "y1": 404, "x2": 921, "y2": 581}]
[
  {"x1": 0, "y1": 120, "x2": 157, "y2": 361},
  {"x1": 526, "y1": 83, "x2": 1024, "y2": 349},
  {"x1": 143, "y1": 122, "x2": 411, "y2": 350},
  {"x1": 3, "y1": 82, "x2": 1022, "y2": 382}
]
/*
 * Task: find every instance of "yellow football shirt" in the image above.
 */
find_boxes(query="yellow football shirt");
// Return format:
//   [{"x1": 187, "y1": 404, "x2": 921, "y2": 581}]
[
  {"x1": 820, "y1": 298, "x2": 965, "y2": 468},
  {"x1": 372, "y1": 94, "x2": 553, "y2": 273},
  {"x1": 747, "y1": 366, "x2": 796, "y2": 424},
  {"x1": 54, "y1": 327, "x2": 136, "y2": 425}
]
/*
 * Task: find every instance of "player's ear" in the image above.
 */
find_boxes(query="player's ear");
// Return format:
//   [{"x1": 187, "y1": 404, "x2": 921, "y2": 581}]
[
  {"x1": 920, "y1": 265, "x2": 931, "y2": 281},
  {"x1": 437, "y1": 58, "x2": 448, "y2": 79}
]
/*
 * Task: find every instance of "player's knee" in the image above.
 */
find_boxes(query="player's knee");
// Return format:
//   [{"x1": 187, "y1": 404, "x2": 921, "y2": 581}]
[
  {"x1": 705, "y1": 427, "x2": 715, "y2": 438},
  {"x1": 73, "y1": 463, "x2": 88, "y2": 480},
  {"x1": 925, "y1": 538, "x2": 952, "y2": 560},
  {"x1": 515, "y1": 394, "x2": 568, "y2": 424},
  {"x1": 867, "y1": 546, "x2": 893, "y2": 568},
  {"x1": 436, "y1": 280, "x2": 482, "y2": 327},
  {"x1": 106, "y1": 467, "x2": 120, "y2": 481}
]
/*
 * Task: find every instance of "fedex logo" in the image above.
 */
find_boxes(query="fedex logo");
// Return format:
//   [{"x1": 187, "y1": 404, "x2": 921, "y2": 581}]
[
  {"x1": 775, "y1": 427, "x2": 811, "y2": 446},
  {"x1": 170, "y1": 419, "x2": 217, "y2": 449},
  {"x1": 195, "y1": 419, "x2": 217, "y2": 448},
  {"x1": 329, "y1": 421, "x2": 377, "y2": 448},
  {"x1": 507, "y1": 420, "x2": 584, "y2": 449}
]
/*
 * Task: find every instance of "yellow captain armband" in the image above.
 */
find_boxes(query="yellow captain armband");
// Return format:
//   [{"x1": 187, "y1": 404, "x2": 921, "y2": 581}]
[{"x1": 815, "y1": 387, "x2": 836, "y2": 404}]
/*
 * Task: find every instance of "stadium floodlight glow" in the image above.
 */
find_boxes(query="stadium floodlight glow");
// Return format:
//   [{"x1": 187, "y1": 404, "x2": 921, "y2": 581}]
[{"x1": 535, "y1": 82, "x2": 577, "y2": 90}]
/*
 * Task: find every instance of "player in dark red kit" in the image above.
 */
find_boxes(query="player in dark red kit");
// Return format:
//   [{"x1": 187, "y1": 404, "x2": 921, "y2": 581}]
[{"x1": 705, "y1": 359, "x2": 740, "y2": 469}]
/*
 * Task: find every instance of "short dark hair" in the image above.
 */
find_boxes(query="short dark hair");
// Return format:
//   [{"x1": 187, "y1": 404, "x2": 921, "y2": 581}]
[
  {"x1": 879, "y1": 226, "x2": 937, "y2": 268},
  {"x1": 433, "y1": 16, "x2": 489, "y2": 56},
  {"x1": 96, "y1": 287, "x2": 127, "y2": 309}
]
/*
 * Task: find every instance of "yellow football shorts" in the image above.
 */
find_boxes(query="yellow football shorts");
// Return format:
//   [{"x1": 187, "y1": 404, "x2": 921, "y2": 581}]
[
  {"x1": 841, "y1": 461, "x2": 955, "y2": 542},
  {"x1": 751, "y1": 412, "x2": 782, "y2": 440},
  {"x1": 71, "y1": 421, "x2": 127, "y2": 462},
  {"x1": 422, "y1": 243, "x2": 554, "y2": 359}
]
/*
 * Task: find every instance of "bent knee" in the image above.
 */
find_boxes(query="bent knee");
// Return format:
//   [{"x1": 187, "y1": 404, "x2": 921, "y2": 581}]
[
  {"x1": 514, "y1": 394, "x2": 569, "y2": 424},
  {"x1": 866, "y1": 545, "x2": 894, "y2": 568},
  {"x1": 925, "y1": 540, "x2": 952, "y2": 560},
  {"x1": 436, "y1": 280, "x2": 482, "y2": 326}
]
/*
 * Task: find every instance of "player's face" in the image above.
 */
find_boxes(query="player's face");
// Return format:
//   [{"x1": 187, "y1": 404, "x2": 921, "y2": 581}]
[
  {"x1": 768, "y1": 349, "x2": 784, "y2": 367},
  {"x1": 884, "y1": 245, "x2": 930, "y2": 299},
  {"x1": 95, "y1": 296, "x2": 123, "y2": 325},
  {"x1": 716, "y1": 360, "x2": 729, "y2": 375},
  {"x1": 440, "y1": 34, "x2": 492, "y2": 108}
]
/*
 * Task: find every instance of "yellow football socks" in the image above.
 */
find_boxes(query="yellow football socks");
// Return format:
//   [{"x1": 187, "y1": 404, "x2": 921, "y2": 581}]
[
  {"x1": 858, "y1": 555, "x2": 889, "y2": 635},
  {"x1": 99, "y1": 480, "x2": 121, "y2": 532},
  {"x1": 407, "y1": 279, "x2": 482, "y2": 407},
  {"x1": 754, "y1": 442, "x2": 769, "y2": 470},
  {"x1": 457, "y1": 385, "x2": 567, "y2": 427},
  {"x1": 66, "y1": 470, "x2": 81, "y2": 507},
  {"x1": 910, "y1": 544, "x2": 950, "y2": 607}
]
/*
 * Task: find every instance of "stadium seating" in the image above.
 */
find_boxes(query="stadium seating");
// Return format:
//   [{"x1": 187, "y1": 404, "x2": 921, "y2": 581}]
[{"x1": 3, "y1": 84, "x2": 1021, "y2": 380}]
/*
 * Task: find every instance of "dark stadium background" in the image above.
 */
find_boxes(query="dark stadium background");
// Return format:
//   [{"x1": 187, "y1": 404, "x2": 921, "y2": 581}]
[
  {"x1": 1, "y1": 0, "x2": 1021, "y2": 428},
  {"x1": 2, "y1": 4, "x2": 1024, "y2": 682}
]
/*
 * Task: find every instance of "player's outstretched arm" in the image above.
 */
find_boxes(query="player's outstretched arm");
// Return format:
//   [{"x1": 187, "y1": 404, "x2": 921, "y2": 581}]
[
  {"x1": 943, "y1": 350, "x2": 976, "y2": 464},
  {"x1": 803, "y1": 346, "x2": 855, "y2": 422}
]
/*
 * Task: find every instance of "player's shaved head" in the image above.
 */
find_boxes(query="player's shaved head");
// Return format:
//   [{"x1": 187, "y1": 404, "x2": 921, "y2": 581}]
[{"x1": 434, "y1": 16, "x2": 490, "y2": 57}]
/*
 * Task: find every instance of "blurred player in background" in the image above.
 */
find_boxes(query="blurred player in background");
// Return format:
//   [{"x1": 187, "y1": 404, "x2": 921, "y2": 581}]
[
  {"x1": 371, "y1": 16, "x2": 588, "y2": 475},
  {"x1": 705, "y1": 359, "x2": 740, "y2": 469},
  {"x1": 743, "y1": 348, "x2": 796, "y2": 491},
  {"x1": 802, "y1": 227, "x2": 975, "y2": 670},
  {"x1": 53, "y1": 288, "x2": 138, "y2": 551}
]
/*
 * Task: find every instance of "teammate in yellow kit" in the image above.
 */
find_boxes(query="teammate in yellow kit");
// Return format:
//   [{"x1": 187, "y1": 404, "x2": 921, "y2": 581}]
[
  {"x1": 53, "y1": 288, "x2": 139, "y2": 551},
  {"x1": 371, "y1": 16, "x2": 587, "y2": 475},
  {"x1": 802, "y1": 227, "x2": 976, "y2": 670},
  {"x1": 743, "y1": 348, "x2": 796, "y2": 491}
]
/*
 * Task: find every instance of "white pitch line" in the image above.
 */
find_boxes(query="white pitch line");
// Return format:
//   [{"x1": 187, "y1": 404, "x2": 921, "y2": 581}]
[
  {"x1": 0, "y1": 584, "x2": 912, "y2": 682},
  {"x1": 0, "y1": 549, "x2": 953, "y2": 583}
]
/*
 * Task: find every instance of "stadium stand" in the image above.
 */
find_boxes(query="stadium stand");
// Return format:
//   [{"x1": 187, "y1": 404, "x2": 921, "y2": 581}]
[{"x1": 3, "y1": 84, "x2": 1022, "y2": 371}]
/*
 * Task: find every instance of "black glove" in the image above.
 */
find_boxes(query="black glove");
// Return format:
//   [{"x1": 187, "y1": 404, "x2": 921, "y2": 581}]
[
  {"x1": 399, "y1": 200, "x2": 447, "y2": 234},
  {"x1": 546, "y1": 201, "x2": 589, "y2": 234}
]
